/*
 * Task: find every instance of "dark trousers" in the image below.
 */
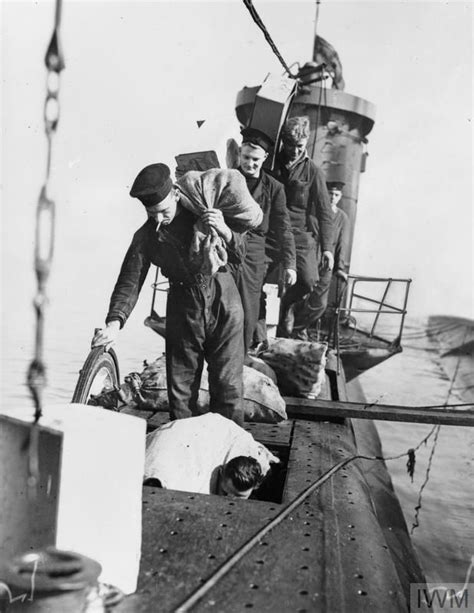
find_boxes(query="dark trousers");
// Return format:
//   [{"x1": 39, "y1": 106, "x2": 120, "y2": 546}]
[
  {"x1": 255, "y1": 231, "x2": 321, "y2": 341},
  {"x1": 165, "y1": 271, "x2": 244, "y2": 424},
  {"x1": 277, "y1": 231, "x2": 319, "y2": 337},
  {"x1": 293, "y1": 267, "x2": 332, "y2": 331},
  {"x1": 232, "y1": 237, "x2": 266, "y2": 353}
]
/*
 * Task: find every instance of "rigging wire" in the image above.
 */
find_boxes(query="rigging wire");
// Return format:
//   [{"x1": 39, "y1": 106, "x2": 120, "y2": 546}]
[
  {"x1": 174, "y1": 452, "x2": 378, "y2": 613},
  {"x1": 173, "y1": 418, "x2": 456, "y2": 612},
  {"x1": 410, "y1": 425, "x2": 441, "y2": 534},
  {"x1": 174, "y1": 332, "x2": 471, "y2": 611},
  {"x1": 409, "y1": 327, "x2": 467, "y2": 533},
  {"x1": 241, "y1": 0, "x2": 294, "y2": 77}
]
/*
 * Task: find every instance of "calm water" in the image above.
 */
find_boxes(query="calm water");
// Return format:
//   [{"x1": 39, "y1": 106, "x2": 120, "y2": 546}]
[
  {"x1": 1, "y1": 281, "x2": 473, "y2": 585},
  {"x1": 354, "y1": 316, "x2": 474, "y2": 584}
]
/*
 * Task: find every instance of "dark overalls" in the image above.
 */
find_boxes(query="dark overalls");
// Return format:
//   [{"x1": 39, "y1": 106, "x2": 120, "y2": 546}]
[
  {"x1": 271, "y1": 154, "x2": 333, "y2": 337},
  {"x1": 231, "y1": 170, "x2": 295, "y2": 352},
  {"x1": 106, "y1": 207, "x2": 245, "y2": 423},
  {"x1": 293, "y1": 207, "x2": 350, "y2": 332}
]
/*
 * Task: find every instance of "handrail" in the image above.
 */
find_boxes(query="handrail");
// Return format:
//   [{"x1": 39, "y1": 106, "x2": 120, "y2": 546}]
[
  {"x1": 338, "y1": 308, "x2": 407, "y2": 315},
  {"x1": 347, "y1": 274, "x2": 412, "y2": 283},
  {"x1": 350, "y1": 293, "x2": 405, "y2": 312},
  {"x1": 327, "y1": 274, "x2": 412, "y2": 371}
]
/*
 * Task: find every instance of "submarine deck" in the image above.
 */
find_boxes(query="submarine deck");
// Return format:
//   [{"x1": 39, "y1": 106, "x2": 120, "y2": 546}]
[{"x1": 116, "y1": 372, "x2": 423, "y2": 612}]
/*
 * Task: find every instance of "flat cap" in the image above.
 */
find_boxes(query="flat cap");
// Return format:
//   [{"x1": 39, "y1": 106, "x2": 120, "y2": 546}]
[
  {"x1": 130, "y1": 163, "x2": 173, "y2": 206},
  {"x1": 240, "y1": 127, "x2": 274, "y2": 153},
  {"x1": 326, "y1": 181, "x2": 345, "y2": 190}
]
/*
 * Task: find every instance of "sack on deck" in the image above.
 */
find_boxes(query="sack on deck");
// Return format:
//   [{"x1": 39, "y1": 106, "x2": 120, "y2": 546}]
[
  {"x1": 89, "y1": 355, "x2": 287, "y2": 423},
  {"x1": 259, "y1": 339, "x2": 328, "y2": 398}
]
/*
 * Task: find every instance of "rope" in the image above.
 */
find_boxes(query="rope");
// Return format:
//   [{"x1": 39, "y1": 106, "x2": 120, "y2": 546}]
[
  {"x1": 409, "y1": 328, "x2": 467, "y2": 533},
  {"x1": 174, "y1": 453, "x2": 369, "y2": 613},
  {"x1": 410, "y1": 425, "x2": 441, "y2": 534},
  {"x1": 26, "y1": 0, "x2": 65, "y2": 498},
  {"x1": 242, "y1": 0, "x2": 293, "y2": 77},
  {"x1": 174, "y1": 348, "x2": 473, "y2": 613}
]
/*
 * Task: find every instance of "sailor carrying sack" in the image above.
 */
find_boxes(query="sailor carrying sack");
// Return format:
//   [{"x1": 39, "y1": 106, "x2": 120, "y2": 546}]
[{"x1": 176, "y1": 168, "x2": 263, "y2": 275}]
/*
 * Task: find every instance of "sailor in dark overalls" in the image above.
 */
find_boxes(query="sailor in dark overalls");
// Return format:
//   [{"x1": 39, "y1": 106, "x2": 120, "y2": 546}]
[
  {"x1": 292, "y1": 181, "x2": 350, "y2": 336},
  {"x1": 232, "y1": 128, "x2": 296, "y2": 353},
  {"x1": 271, "y1": 116, "x2": 334, "y2": 338},
  {"x1": 92, "y1": 163, "x2": 246, "y2": 424}
]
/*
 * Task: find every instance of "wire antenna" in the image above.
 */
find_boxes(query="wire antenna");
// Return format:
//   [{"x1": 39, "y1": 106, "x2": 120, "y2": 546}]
[{"x1": 313, "y1": 0, "x2": 322, "y2": 54}]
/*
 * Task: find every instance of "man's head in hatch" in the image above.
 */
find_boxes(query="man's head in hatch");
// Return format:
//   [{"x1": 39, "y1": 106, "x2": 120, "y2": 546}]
[{"x1": 218, "y1": 456, "x2": 264, "y2": 499}]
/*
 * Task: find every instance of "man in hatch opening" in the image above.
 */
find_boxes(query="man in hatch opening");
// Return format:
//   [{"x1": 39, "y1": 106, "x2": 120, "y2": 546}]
[
  {"x1": 143, "y1": 413, "x2": 280, "y2": 498},
  {"x1": 91, "y1": 163, "x2": 246, "y2": 424}
]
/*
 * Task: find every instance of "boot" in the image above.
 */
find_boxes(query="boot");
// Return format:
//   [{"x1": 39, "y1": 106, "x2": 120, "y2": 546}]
[
  {"x1": 291, "y1": 327, "x2": 309, "y2": 341},
  {"x1": 276, "y1": 302, "x2": 295, "y2": 338}
]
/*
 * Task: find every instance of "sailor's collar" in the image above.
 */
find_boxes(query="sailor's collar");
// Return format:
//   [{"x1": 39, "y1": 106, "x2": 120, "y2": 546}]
[{"x1": 284, "y1": 150, "x2": 309, "y2": 170}]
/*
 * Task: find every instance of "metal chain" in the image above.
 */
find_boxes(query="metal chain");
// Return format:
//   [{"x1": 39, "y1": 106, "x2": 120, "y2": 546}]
[{"x1": 26, "y1": 0, "x2": 65, "y2": 496}]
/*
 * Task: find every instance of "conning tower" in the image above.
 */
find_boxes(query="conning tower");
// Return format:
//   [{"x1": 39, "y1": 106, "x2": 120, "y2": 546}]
[{"x1": 235, "y1": 71, "x2": 376, "y2": 269}]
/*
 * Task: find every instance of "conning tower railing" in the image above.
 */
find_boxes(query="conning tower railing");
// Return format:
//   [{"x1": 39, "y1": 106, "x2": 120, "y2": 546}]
[{"x1": 323, "y1": 274, "x2": 412, "y2": 370}]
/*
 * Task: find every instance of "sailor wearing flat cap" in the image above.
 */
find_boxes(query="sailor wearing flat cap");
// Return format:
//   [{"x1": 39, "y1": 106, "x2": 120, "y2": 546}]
[
  {"x1": 231, "y1": 127, "x2": 296, "y2": 353},
  {"x1": 270, "y1": 115, "x2": 334, "y2": 339},
  {"x1": 129, "y1": 163, "x2": 174, "y2": 203},
  {"x1": 240, "y1": 127, "x2": 274, "y2": 154},
  {"x1": 92, "y1": 163, "x2": 246, "y2": 424},
  {"x1": 326, "y1": 181, "x2": 345, "y2": 192}
]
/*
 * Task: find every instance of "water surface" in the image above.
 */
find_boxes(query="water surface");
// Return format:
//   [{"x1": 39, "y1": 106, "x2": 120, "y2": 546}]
[{"x1": 356, "y1": 316, "x2": 474, "y2": 584}]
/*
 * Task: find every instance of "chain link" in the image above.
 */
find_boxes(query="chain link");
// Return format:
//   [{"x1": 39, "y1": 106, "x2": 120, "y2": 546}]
[{"x1": 26, "y1": 0, "x2": 65, "y2": 497}]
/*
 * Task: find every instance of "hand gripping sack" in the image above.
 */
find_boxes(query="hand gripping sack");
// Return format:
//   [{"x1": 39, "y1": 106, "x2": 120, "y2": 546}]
[{"x1": 176, "y1": 168, "x2": 263, "y2": 274}]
